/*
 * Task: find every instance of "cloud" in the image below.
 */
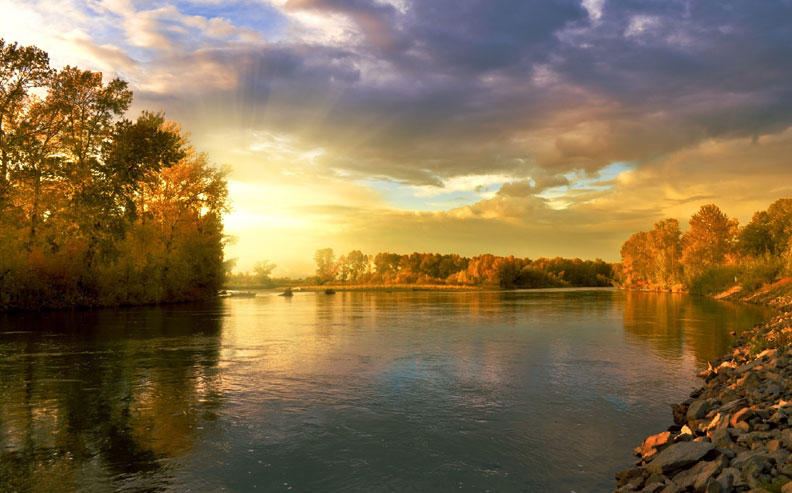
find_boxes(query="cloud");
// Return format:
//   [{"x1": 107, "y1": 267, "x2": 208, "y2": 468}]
[{"x1": 7, "y1": 0, "x2": 792, "y2": 271}]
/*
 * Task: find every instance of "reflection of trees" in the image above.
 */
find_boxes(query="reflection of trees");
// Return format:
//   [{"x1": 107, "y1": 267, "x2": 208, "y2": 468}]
[
  {"x1": 0, "y1": 303, "x2": 223, "y2": 491},
  {"x1": 621, "y1": 291, "x2": 774, "y2": 365}
]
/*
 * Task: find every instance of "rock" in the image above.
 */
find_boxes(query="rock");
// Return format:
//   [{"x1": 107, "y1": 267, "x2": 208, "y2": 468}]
[
  {"x1": 644, "y1": 482, "x2": 665, "y2": 492},
  {"x1": 781, "y1": 480, "x2": 792, "y2": 493},
  {"x1": 616, "y1": 466, "x2": 645, "y2": 485},
  {"x1": 646, "y1": 442, "x2": 717, "y2": 475},
  {"x1": 704, "y1": 477, "x2": 723, "y2": 493},
  {"x1": 740, "y1": 456, "x2": 770, "y2": 481},
  {"x1": 716, "y1": 467, "x2": 738, "y2": 490},
  {"x1": 689, "y1": 400, "x2": 713, "y2": 421},
  {"x1": 781, "y1": 428, "x2": 792, "y2": 449},
  {"x1": 710, "y1": 428, "x2": 733, "y2": 448},
  {"x1": 693, "y1": 459, "x2": 727, "y2": 491},
  {"x1": 672, "y1": 403, "x2": 689, "y2": 425},
  {"x1": 731, "y1": 407, "x2": 755, "y2": 427},
  {"x1": 767, "y1": 439, "x2": 781, "y2": 452},
  {"x1": 639, "y1": 431, "x2": 673, "y2": 457}
]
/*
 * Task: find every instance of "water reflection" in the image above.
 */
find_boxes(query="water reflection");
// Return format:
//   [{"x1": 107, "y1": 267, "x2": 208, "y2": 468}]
[
  {"x1": 621, "y1": 291, "x2": 774, "y2": 365},
  {"x1": 0, "y1": 291, "x2": 776, "y2": 492},
  {"x1": 0, "y1": 303, "x2": 223, "y2": 492}
]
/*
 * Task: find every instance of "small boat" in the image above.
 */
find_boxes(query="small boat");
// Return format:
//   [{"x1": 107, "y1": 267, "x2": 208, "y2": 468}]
[
  {"x1": 279, "y1": 287, "x2": 294, "y2": 297},
  {"x1": 324, "y1": 289, "x2": 336, "y2": 295},
  {"x1": 229, "y1": 291, "x2": 256, "y2": 298}
]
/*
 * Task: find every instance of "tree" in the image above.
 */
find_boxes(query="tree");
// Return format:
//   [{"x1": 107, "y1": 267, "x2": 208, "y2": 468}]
[
  {"x1": 648, "y1": 218, "x2": 682, "y2": 285},
  {"x1": 253, "y1": 260, "x2": 276, "y2": 285},
  {"x1": 0, "y1": 39, "x2": 52, "y2": 185},
  {"x1": 765, "y1": 198, "x2": 792, "y2": 256},
  {"x1": 314, "y1": 248, "x2": 337, "y2": 284},
  {"x1": 681, "y1": 204, "x2": 738, "y2": 277},
  {"x1": 738, "y1": 210, "x2": 773, "y2": 256},
  {"x1": 345, "y1": 249, "x2": 367, "y2": 282},
  {"x1": 620, "y1": 231, "x2": 652, "y2": 286}
]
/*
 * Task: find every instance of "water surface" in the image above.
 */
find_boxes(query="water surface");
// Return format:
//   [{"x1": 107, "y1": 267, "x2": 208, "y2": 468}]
[{"x1": 0, "y1": 289, "x2": 775, "y2": 492}]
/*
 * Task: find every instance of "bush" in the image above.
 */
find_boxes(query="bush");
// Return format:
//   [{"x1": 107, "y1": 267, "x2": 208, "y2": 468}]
[{"x1": 688, "y1": 265, "x2": 742, "y2": 296}]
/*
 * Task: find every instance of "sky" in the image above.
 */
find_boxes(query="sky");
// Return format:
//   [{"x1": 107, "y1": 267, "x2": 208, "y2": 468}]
[{"x1": 5, "y1": 0, "x2": 792, "y2": 276}]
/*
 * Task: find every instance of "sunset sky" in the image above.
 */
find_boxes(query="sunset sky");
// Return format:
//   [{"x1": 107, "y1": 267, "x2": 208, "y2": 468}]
[{"x1": 5, "y1": 0, "x2": 792, "y2": 275}]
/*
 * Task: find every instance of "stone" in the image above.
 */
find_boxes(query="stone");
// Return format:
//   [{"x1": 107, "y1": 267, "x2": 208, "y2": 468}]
[
  {"x1": 672, "y1": 402, "x2": 689, "y2": 425},
  {"x1": 781, "y1": 428, "x2": 792, "y2": 449},
  {"x1": 740, "y1": 456, "x2": 770, "y2": 481},
  {"x1": 731, "y1": 407, "x2": 755, "y2": 427},
  {"x1": 767, "y1": 439, "x2": 781, "y2": 452},
  {"x1": 704, "y1": 477, "x2": 723, "y2": 493},
  {"x1": 646, "y1": 442, "x2": 717, "y2": 475},
  {"x1": 616, "y1": 467, "x2": 645, "y2": 484},
  {"x1": 644, "y1": 482, "x2": 665, "y2": 493},
  {"x1": 694, "y1": 459, "x2": 727, "y2": 491},
  {"x1": 710, "y1": 428, "x2": 733, "y2": 448},
  {"x1": 689, "y1": 400, "x2": 713, "y2": 421},
  {"x1": 639, "y1": 431, "x2": 673, "y2": 457},
  {"x1": 781, "y1": 480, "x2": 792, "y2": 493},
  {"x1": 736, "y1": 421, "x2": 752, "y2": 433}
]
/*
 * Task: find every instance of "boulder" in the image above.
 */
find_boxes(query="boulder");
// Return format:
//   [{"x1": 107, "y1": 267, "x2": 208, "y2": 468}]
[
  {"x1": 710, "y1": 428, "x2": 732, "y2": 448},
  {"x1": 639, "y1": 431, "x2": 673, "y2": 457},
  {"x1": 646, "y1": 442, "x2": 717, "y2": 475},
  {"x1": 689, "y1": 400, "x2": 713, "y2": 421},
  {"x1": 730, "y1": 407, "x2": 755, "y2": 427}
]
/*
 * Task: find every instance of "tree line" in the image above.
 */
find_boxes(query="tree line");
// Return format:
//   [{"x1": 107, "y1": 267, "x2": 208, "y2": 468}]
[
  {"x1": 620, "y1": 199, "x2": 792, "y2": 293},
  {"x1": 0, "y1": 39, "x2": 229, "y2": 309},
  {"x1": 305, "y1": 248, "x2": 615, "y2": 288}
]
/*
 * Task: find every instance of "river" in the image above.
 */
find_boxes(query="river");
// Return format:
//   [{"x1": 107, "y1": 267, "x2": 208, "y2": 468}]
[{"x1": 0, "y1": 289, "x2": 776, "y2": 492}]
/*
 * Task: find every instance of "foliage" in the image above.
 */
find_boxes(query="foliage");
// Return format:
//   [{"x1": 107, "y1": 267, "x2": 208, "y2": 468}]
[
  {"x1": 0, "y1": 39, "x2": 228, "y2": 310},
  {"x1": 308, "y1": 249, "x2": 614, "y2": 289},
  {"x1": 681, "y1": 204, "x2": 738, "y2": 278},
  {"x1": 621, "y1": 199, "x2": 792, "y2": 295}
]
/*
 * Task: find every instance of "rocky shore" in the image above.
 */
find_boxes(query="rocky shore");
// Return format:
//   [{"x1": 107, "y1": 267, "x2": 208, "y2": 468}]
[{"x1": 616, "y1": 309, "x2": 792, "y2": 493}]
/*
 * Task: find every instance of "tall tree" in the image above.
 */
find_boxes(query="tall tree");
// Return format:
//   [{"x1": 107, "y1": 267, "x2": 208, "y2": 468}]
[
  {"x1": 0, "y1": 39, "x2": 51, "y2": 185},
  {"x1": 314, "y1": 248, "x2": 337, "y2": 284},
  {"x1": 738, "y1": 210, "x2": 774, "y2": 256},
  {"x1": 681, "y1": 204, "x2": 737, "y2": 276},
  {"x1": 648, "y1": 218, "x2": 682, "y2": 285},
  {"x1": 765, "y1": 198, "x2": 792, "y2": 256}
]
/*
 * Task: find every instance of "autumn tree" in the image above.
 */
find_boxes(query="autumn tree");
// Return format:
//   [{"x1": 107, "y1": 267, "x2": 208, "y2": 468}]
[
  {"x1": 766, "y1": 199, "x2": 792, "y2": 256},
  {"x1": 0, "y1": 39, "x2": 51, "y2": 188},
  {"x1": 681, "y1": 204, "x2": 738, "y2": 277},
  {"x1": 738, "y1": 211, "x2": 774, "y2": 256},
  {"x1": 0, "y1": 39, "x2": 229, "y2": 310},
  {"x1": 314, "y1": 248, "x2": 337, "y2": 284},
  {"x1": 344, "y1": 249, "x2": 368, "y2": 282},
  {"x1": 648, "y1": 218, "x2": 682, "y2": 285}
]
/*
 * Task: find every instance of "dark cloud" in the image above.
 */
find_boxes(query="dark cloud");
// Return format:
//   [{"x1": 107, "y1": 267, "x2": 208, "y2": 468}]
[{"x1": 142, "y1": 0, "x2": 792, "y2": 186}]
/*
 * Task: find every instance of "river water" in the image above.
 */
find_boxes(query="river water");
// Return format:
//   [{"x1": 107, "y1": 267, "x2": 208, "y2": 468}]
[{"x1": 0, "y1": 289, "x2": 775, "y2": 492}]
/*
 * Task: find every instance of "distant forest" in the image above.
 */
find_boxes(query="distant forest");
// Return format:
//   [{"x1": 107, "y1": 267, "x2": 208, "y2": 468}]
[
  {"x1": 620, "y1": 199, "x2": 792, "y2": 294},
  {"x1": 0, "y1": 39, "x2": 228, "y2": 310},
  {"x1": 230, "y1": 250, "x2": 616, "y2": 289}
]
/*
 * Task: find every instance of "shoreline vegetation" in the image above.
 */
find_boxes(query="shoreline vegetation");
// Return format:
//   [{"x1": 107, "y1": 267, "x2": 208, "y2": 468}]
[
  {"x1": 0, "y1": 40, "x2": 228, "y2": 311},
  {"x1": 227, "y1": 250, "x2": 617, "y2": 291},
  {"x1": 619, "y1": 200, "x2": 792, "y2": 297}
]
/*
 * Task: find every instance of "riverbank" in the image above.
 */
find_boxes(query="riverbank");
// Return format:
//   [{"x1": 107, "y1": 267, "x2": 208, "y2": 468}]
[
  {"x1": 615, "y1": 283, "x2": 792, "y2": 492},
  {"x1": 295, "y1": 283, "x2": 486, "y2": 292}
]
